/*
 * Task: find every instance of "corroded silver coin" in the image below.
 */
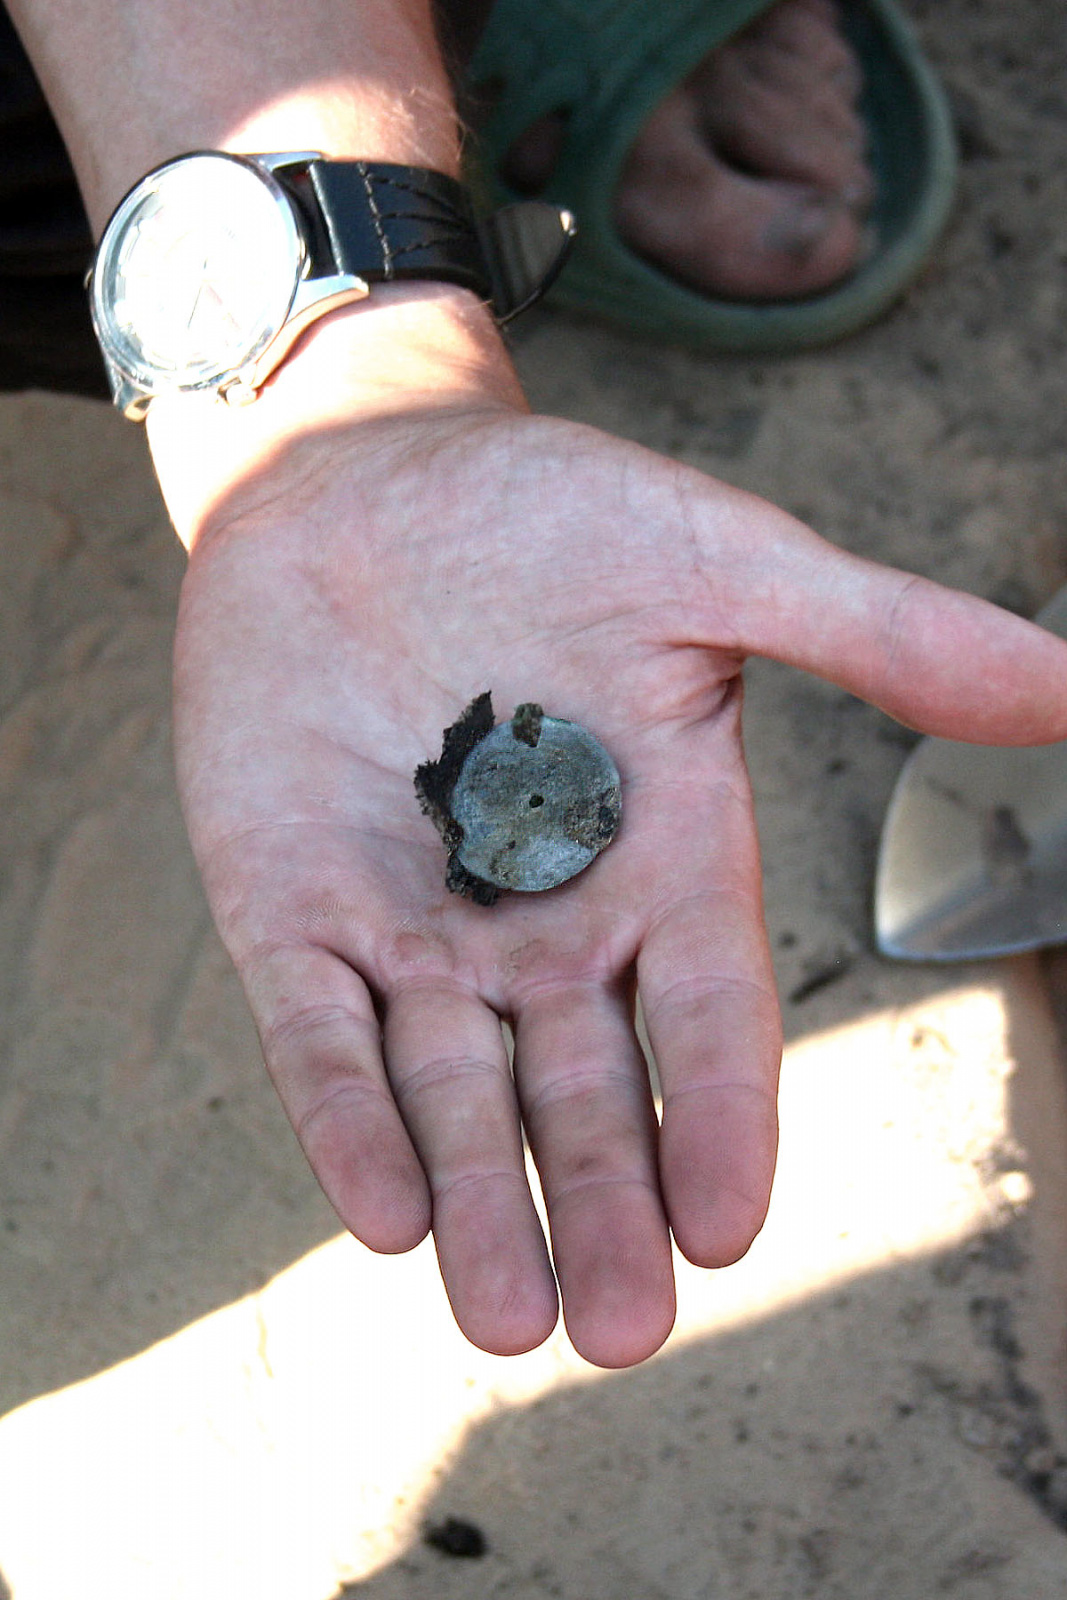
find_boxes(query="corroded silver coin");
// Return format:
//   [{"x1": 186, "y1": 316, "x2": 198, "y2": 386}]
[
  {"x1": 414, "y1": 695, "x2": 621, "y2": 903},
  {"x1": 451, "y1": 706, "x2": 621, "y2": 892}
]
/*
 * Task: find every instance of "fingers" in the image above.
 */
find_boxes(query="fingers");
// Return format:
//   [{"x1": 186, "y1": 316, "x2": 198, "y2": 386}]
[
  {"x1": 640, "y1": 897, "x2": 781, "y2": 1268},
  {"x1": 384, "y1": 979, "x2": 559, "y2": 1357},
  {"x1": 513, "y1": 980, "x2": 676, "y2": 1369},
  {"x1": 242, "y1": 941, "x2": 432, "y2": 1255},
  {"x1": 692, "y1": 485, "x2": 1067, "y2": 745},
  {"x1": 636, "y1": 748, "x2": 781, "y2": 1269}
]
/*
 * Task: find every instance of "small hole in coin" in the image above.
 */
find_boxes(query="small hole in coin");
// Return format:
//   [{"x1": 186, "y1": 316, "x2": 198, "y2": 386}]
[{"x1": 529, "y1": 793, "x2": 545, "y2": 808}]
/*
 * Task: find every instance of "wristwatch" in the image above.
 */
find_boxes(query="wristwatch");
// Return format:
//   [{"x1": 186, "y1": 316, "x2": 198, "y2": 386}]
[{"x1": 87, "y1": 150, "x2": 575, "y2": 419}]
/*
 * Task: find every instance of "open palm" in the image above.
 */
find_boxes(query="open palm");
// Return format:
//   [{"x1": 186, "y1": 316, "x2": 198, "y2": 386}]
[{"x1": 171, "y1": 407, "x2": 1067, "y2": 1367}]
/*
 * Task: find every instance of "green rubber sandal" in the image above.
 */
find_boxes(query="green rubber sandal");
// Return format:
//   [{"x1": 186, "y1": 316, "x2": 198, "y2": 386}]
[{"x1": 466, "y1": 0, "x2": 957, "y2": 352}]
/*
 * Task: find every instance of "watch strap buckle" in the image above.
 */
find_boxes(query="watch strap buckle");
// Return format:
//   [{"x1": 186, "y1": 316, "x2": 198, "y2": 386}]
[{"x1": 479, "y1": 201, "x2": 576, "y2": 323}]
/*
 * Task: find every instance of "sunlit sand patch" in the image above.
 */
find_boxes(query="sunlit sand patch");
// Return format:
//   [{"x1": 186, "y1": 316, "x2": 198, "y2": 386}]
[{"x1": 0, "y1": 979, "x2": 1044, "y2": 1599}]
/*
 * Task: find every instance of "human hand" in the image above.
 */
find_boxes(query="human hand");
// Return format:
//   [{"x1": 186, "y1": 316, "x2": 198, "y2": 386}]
[{"x1": 159, "y1": 294, "x2": 1067, "y2": 1369}]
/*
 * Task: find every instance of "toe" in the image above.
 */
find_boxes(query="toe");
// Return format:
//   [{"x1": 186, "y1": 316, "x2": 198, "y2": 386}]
[
  {"x1": 722, "y1": 35, "x2": 864, "y2": 110},
  {"x1": 615, "y1": 93, "x2": 866, "y2": 301},
  {"x1": 737, "y1": 0, "x2": 859, "y2": 84},
  {"x1": 687, "y1": 0, "x2": 871, "y2": 195},
  {"x1": 697, "y1": 62, "x2": 872, "y2": 204}
]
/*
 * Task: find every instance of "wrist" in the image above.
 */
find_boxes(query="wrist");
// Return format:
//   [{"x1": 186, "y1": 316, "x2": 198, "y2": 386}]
[{"x1": 146, "y1": 281, "x2": 527, "y2": 552}]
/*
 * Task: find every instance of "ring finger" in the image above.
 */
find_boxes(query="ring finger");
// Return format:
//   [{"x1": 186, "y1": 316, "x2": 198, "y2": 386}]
[
  {"x1": 384, "y1": 979, "x2": 558, "y2": 1355},
  {"x1": 513, "y1": 978, "x2": 676, "y2": 1369}
]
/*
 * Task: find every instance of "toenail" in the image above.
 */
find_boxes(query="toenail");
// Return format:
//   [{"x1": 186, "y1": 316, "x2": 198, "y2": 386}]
[{"x1": 762, "y1": 194, "x2": 837, "y2": 258}]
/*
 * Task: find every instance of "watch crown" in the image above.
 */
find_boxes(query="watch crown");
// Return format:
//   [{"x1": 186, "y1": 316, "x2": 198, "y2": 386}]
[{"x1": 218, "y1": 375, "x2": 261, "y2": 407}]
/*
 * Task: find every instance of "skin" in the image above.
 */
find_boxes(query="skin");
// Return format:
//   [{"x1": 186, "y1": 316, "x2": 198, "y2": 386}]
[
  {"x1": 11, "y1": 0, "x2": 1067, "y2": 1368},
  {"x1": 156, "y1": 287, "x2": 1067, "y2": 1369}
]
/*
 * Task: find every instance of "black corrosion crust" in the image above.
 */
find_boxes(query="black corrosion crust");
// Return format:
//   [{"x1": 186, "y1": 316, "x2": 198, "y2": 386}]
[
  {"x1": 413, "y1": 691, "x2": 501, "y2": 905},
  {"x1": 510, "y1": 702, "x2": 544, "y2": 747}
]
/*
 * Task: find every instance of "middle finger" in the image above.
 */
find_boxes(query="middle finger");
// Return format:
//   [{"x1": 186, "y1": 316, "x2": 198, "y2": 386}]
[
  {"x1": 385, "y1": 978, "x2": 558, "y2": 1355},
  {"x1": 514, "y1": 979, "x2": 676, "y2": 1368}
]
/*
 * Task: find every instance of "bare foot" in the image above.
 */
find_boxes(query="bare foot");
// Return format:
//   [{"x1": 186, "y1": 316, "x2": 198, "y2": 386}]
[{"x1": 501, "y1": 0, "x2": 873, "y2": 301}]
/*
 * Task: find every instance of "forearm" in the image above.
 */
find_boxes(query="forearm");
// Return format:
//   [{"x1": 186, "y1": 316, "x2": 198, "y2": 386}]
[{"x1": 7, "y1": 0, "x2": 460, "y2": 230}]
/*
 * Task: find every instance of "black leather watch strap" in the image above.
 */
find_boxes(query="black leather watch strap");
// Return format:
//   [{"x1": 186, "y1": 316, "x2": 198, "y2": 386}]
[{"x1": 294, "y1": 160, "x2": 574, "y2": 324}]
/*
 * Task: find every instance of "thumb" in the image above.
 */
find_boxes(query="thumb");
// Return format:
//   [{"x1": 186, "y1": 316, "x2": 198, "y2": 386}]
[{"x1": 694, "y1": 487, "x2": 1067, "y2": 747}]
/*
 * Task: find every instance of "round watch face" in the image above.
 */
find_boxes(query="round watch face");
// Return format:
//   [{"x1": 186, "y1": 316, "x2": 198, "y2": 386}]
[{"x1": 91, "y1": 152, "x2": 305, "y2": 395}]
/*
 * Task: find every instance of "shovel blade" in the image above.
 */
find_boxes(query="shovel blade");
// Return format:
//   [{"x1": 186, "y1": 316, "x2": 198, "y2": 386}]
[
  {"x1": 875, "y1": 585, "x2": 1067, "y2": 961},
  {"x1": 875, "y1": 737, "x2": 1067, "y2": 959}
]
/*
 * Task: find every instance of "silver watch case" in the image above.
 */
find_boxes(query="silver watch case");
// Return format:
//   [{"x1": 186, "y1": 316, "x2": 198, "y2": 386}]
[{"x1": 88, "y1": 150, "x2": 371, "y2": 419}]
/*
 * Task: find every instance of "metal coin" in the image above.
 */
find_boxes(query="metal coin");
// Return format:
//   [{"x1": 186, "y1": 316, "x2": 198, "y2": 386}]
[{"x1": 450, "y1": 709, "x2": 621, "y2": 892}]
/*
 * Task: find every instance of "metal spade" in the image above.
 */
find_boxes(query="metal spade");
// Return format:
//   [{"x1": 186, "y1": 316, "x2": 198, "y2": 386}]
[{"x1": 875, "y1": 584, "x2": 1067, "y2": 961}]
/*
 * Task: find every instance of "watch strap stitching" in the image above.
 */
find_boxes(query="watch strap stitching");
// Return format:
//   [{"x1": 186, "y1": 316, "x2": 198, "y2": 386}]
[
  {"x1": 356, "y1": 160, "x2": 392, "y2": 279},
  {"x1": 362, "y1": 172, "x2": 475, "y2": 264},
  {"x1": 363, "y1": 195, "x2": 470, "y2": 264},
  {"x1": 373, "y1": 214, "x2": 476, "y2": 262},
  {"x1": 312, "y1": 160, "x2": 490, "y2": 300}
]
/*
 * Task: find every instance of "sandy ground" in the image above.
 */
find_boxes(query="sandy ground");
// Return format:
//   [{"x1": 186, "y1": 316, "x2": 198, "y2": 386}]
[{"x1": 3, "y1": 1, "x2": 1067, "y2": 1595}]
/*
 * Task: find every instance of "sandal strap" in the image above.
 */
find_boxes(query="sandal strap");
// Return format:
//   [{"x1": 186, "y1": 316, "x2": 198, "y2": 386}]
[
  {"x1": 465, "y1": 0, "x2": 958, "y2": 355},
  {"x1": 467, "y1": 0, "x2": 772, "y2": 218}
]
